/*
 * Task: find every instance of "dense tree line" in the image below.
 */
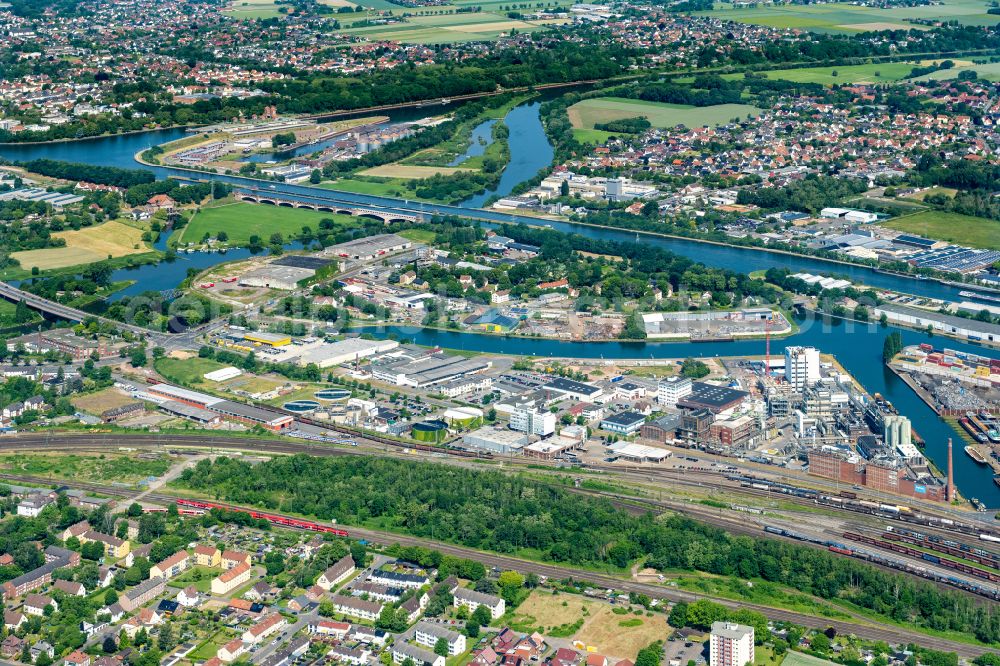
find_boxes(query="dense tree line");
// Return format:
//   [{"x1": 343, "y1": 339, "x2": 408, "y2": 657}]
[
  {"x1": 736, "y1": 175, "x2": 868, "y2": 213},
  {"x1": 17, "y1": 160, "x2": 155, "y2": 189},
  {"x1": 178, "y1": 455, "x2": 1000, "y2": 644},
  {"x1": 123, "y1": 179, "x2": 231, "y2": 207}
]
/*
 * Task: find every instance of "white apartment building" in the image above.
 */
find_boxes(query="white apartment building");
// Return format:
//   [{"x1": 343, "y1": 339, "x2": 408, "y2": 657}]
[
  {"x1": 710, "y1": 622, "x2": 754, "y2": 666},
  {"x1": 784, "y1": 346, "x2": 820, "y2": 389},
  {"x1": 657, "y1": 376, "x2": 692, "y2": 406},
  {"x1": 509, "y1": 406, "x2": 556, "y2": 437}
]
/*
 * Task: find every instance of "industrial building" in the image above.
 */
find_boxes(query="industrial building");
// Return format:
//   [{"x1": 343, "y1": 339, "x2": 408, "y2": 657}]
[
  {"x1": 296, "y1": 338, "x2": 400, "y2": 368},
  {"x1": 323, "y1": 234, "x2": 412, "y2": 262},
  {"x1": 676, "y1": 382, "x2": 749, "y2": 414},
  {"x1": 509, "y1": 406, "x2": 556, "y2": 437},
  {"x1": 600, "y1": 411, "x2": 646, "y2": 435},
  {"x1": 462, "y1": 427, "x2": 527, "y2": 454},
  {"x1": 784, "y1": 346, "x2": 820, "y2": 389},
  {"x1": 141, "y1": 384, "x2": 293, "y2": 431},
  {"x1": 371, "y1": 353, "x2": 491, "y2": 388},
  {"x1": 657, "y1": 376, "x2": 692, "y2": 406},
  {"x1": 239, "y1": 265, "x2": 316, "y2": 290},
  {"x1": 542, "y1": 377, "x2": 604, "y2": 402},
  {"x1": 606, "y1": 441, "x2": 671, "y2": 463},
  {"x1": 872, "y1": 303, "x2": 1000, "y2": 344}
]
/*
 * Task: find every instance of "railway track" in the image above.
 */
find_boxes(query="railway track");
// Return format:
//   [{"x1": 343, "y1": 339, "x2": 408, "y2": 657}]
[{"x1": 2, "y1": 471, "x2": 994, "y2": 658}]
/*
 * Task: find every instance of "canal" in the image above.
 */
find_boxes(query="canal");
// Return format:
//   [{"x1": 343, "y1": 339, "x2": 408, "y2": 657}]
[{"x1": 1, "y1": 98, "x2": 999, "y2": 505}]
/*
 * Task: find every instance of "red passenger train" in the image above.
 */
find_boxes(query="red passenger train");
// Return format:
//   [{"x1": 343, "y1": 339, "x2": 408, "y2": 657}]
[{"x1": 175, "y1": 499, "x2": 349, "y2": 537}]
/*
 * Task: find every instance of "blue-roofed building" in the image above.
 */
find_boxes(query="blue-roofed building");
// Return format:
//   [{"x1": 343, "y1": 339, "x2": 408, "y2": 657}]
[{"x1": 468, "y1": 309, "x2": 518, "y2": 332}]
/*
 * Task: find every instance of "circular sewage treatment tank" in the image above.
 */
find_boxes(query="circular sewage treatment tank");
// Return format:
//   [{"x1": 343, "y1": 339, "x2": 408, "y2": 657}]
[
  {"x1": 283, "y1": 400, "x2": 321, "y2": 413},
  {"x1": 411, "y1": 419, "x2": 448, "y2": 442},
  {"x1": 315, "y1": 389, "x2": 351, "y2": 401}
]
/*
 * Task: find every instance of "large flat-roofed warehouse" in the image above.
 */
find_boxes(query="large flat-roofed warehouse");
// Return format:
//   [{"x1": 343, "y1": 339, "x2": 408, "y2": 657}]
[
  {"x1": 272, "y1": 255, "x2": 333, "y2": 270},
  {"x1": 239, "y1": 265, "x2": 315, "y2": 290},
  {"x1": 372, "y1": 353, "x2": 491, "y2": 388},
  {"x1": 606, "y1": 442, "x2": 671, "y2": 463},
  {"x1": 146, "y1": 383, "x2": 224, "y2": 410},
  {"x1": 873, "y1": 303, "x2": 1000, "y2": 344},
  {"x1": 210, "y1": 400, "x2": 294, "y2": 432},
  {"x1": 323, "y1": 234, "x2": 412, "y2": 261},
  {"x1": 242, "y1": 331, "x2": 292, "y2": 348},
  {"x1": 463, "y1": 427, "x2": 527, "y2": 454},
  {"x1": 296, "y1": 338, "x2": 400, "y2": 368},
  {"x1": 542, "y1": 377, "x2": 603, "y2": 402},
  {"x1": 677, "y1": 382, "x2": 749, "y2": 414}
]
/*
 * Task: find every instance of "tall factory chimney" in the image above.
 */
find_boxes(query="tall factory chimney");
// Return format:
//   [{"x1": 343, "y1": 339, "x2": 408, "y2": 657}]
[{"x1": 947, "y1": 438, "x2": 955, "y2": 502}]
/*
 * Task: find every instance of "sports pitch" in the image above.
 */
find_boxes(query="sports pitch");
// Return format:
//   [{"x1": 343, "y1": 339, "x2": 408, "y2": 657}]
[
  {"x1": 700, "y1": 0, "x2": 996, "y2": 32},
  {"x1": 12, "y1": 221, "x2": 149, "y2": 271},
  {"x1": 881, "y1": 211, "x2": 1000, "y2": 251},
  {"x1": 567, "y1": 97, "x2": 760, "y2": 130},
  {"x1": 360, "y1": 164, "x2": 475, "y2": 179}
]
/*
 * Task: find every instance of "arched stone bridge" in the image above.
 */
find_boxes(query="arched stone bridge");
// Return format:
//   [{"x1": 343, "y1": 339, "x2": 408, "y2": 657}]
[{"x1": 236, "y1": 191, "x2": 418, "y2": 223}]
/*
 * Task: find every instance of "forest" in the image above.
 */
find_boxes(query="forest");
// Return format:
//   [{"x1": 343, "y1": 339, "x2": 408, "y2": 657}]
[
  {"x1": 178, "y1": 455, "x2": 1000, "y2": 645},
  {"x1": 17, "y1": 160, "x2": 155, "y2": 189}
]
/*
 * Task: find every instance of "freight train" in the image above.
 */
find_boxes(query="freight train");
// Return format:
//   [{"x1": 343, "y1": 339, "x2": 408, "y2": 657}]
[
  {"x1": 763, "y1": 525, "x2": 1000, "y2": 600},
  {"x1": 844, "y1": 531, "x2": 1000, "y2": 584},
  {"x1": 884, "y1": 526, "x2": 1000, "y2": 570},
  {"x1": 729, "y1": 474, "x2": 1000, "y2": 542},
  {"x1": 175, "y1": 499, "x2": 349, "y2": 536}
]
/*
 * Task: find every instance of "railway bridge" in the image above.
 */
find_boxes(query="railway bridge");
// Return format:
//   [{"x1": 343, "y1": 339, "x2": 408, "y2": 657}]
[{"x1": 235, "y1": 190, "x2": 418, "y2": 223}]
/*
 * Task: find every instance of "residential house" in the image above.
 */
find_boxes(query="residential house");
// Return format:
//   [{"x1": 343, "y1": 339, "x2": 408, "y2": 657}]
[
  {"x1": 242, "y1": 612, "x2": 286, "y2": 644},
  {"x1": 53, "y1": 580, "x2": 85, "y2": 597},
  {"x1": 309, "y1": 620, "x2": 350, "y2": 638},
  {"x1": 317, "y1": 554, "x2": 356, "y2": 590},
  {"x1": 150, "y1": 550, "x2": 189, "y2": 579},
  {"x1": 65, "y1": 650, "x2": 91, "y2": 666},
  {"x1": 0, "y1": 636, "x2": 24, "y2": 659},
  {"x1": 119, "y1": 577, "x2": 165, "y2": 612},
  {"x1": 221, "y1": 550, "x2": 250, "y2": 570},
  {"x1": 414, "y1": 622, "x2": 466, "y2": 656},
  {"x1": 453, "y1": 587, "x2": 505, "y2": 620},
  {"x1": 24, "y1": 593, "x2": 57, "y2": 616},
  {"x1": 60, "y1": 520, "x2": 90, "y2": 541},
  {"x1": 330, "y1": 594, "x2": 383, "y2": 622},
  {"x1": 30, "y1": 641, "x2": 54, "y2": 662},
  {"x1": 80, "y1": 531, "x2": 129, "y2": 559},
  {"x1": 392, "y1": 642, "x2": 444, "y2": 666},
  {"x1": 3, "y1": 610, "x2": 24, "y2": 631},
  {"x1": 176, "y1": 586, "x2": 200, "y2": 608},
  {"x1": 217, "y1": 639, "x2": 248, "y2": 663},
  {"x1": 211, "y1": 561, "x2": 251, "y2": 596},
  {"x1": 192, "y1": 544, "x2": 221, "y2": 567}
]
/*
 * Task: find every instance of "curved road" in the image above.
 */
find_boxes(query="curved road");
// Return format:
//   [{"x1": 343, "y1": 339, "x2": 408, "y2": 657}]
[{"x1": 1, "y1": 433, "x2": 996, "y2": 658}]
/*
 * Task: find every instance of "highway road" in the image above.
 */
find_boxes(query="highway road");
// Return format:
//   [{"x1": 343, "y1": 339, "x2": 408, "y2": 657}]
[{"x1": 1, "y1": 433, "x2": 997, "y2": 658}]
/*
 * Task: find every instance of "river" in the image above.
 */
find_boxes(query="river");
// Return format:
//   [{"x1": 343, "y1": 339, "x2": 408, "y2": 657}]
[{"x1": 1, "y1": 99, "x2": 999, "y2": 505}]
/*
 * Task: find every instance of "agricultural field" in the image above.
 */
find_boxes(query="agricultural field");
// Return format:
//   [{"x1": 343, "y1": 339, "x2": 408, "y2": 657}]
[
  {"x1": 71, "y1": 388, "x2": 142, "y2": 416},
  {"x1": 881, "y1": 210, "x2": 1000, "y2": 250},
  {"x1": 223, "y1": 0, "x2": 283, "y2": 19},
  {"x1": 508, "y1": 590, "x2": 667, "y2": 659},
  {"x1": 750, "y1": 62, "x2": 917, "y2": 85},
  {"x1": 567, "y1": 97, "x2": 760, "y2": 134},
  {"x1": 178, "y1": 202, "x2": 354, "y2": 246},
  {"x1": 0, "y1": 452, "x2": 171, "y2": 484},
  {"x1": 699, "y1": 0, "x2": 994, "y2": 32},
  {"x1": 360, "y1": 164, "x2": 475, "y2": 179},
  {"x1": 12, "y1": 220, "x2": 150, "y2": 271},
  {"x1": 911, "y1": 61, "x2": 1000, "y2": 81},
  {"x1": 338, "y1": 10, "x2": 570, "y2": 43}
]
